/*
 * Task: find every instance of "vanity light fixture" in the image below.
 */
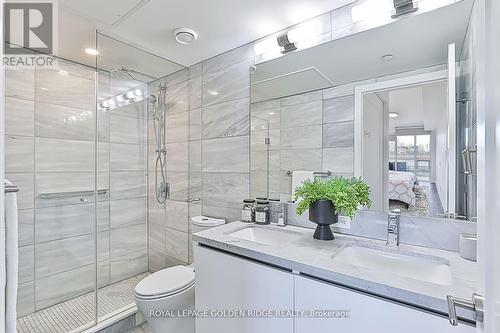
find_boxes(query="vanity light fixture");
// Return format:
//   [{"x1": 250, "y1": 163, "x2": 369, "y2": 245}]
[
  {"x1": 277, "y1": 33, "x2": 297, "y2": 54},
  {"x1": 392, "y1": 0, "x2": 418, "y2": 18},
  {"x1": 174, "y1": 28, "x2": 199, "y2": 45},
  {"x1": 125, "y1": 91, "x2": 136, "y2": 100},
  {"x1": 254, "y1": 17, "x2": 326, "y2": 60},
  {"x1": 389, "y1": 112, "x2": 400, "y2": 118},
  {"x1": 98, "y1": 86, "x2": 146, "y2": 112},
  {"x1": 85, "y1": 48, "x2": 99, "y2": 56}
]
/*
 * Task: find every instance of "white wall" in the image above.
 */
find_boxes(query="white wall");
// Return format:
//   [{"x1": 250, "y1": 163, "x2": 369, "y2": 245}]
[
  {"x1": 362, "y1": 93, "x2": 385, "y2": 212},
  {"x1": 434, "y1": 110, "x2": 449, "y2": 211}
]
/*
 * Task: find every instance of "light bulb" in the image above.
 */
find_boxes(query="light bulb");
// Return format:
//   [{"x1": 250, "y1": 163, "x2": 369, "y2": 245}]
[
  {"x1": 351, "y1": 0, "x2": 393, "y2": 24},
  {"x1": 287, "y1": 20, "x2": 322, "y2": 44},
  {"x1": 85, "y1": 48, "x2": 99, "y2": 56},
  {"x1": 254, "y1": 36, "x2": 281, "y2": 56}
]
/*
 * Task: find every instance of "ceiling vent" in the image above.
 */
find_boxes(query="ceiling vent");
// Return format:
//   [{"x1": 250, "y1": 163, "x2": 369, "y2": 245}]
[{"x1": 174, "y1": 28, "x2": 199, "y2": 45}]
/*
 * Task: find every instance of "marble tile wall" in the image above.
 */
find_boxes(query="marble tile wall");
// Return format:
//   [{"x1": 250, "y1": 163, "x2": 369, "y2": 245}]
[
  {"x1": 5, "y1": 60, "x2": 148, "y2": 317},
  {"x1": 250, "y1": 65, "x2": 448, "y2": 202},
  {"x1": 197, "y1": 44, "x2": 254, "y2": 224},
  {"x1": 250, "y1": 89, "x2": 355, "y2": 201},
  {"x1": 147, "y1": 45, "x2": 255, "y2": 269}
]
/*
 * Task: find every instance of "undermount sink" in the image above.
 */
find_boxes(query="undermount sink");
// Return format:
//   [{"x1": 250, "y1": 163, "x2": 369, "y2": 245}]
[
  {"x1": 332, "y1": 244, "x2": 453, "y2": 286},
  {"x1": 226, "y1": 226, "x2": 303, "y2": 245}
]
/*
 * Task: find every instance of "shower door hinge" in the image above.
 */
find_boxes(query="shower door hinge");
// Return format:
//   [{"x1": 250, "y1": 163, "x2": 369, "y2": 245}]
[{"x1": 265, "y1": 137, "x2": 270, "y2": 145}]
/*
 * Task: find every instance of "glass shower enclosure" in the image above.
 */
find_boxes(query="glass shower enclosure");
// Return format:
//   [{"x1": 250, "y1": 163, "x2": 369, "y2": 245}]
[{"x1": 6, "y1": 32, "x2": 185, "y2": 333}]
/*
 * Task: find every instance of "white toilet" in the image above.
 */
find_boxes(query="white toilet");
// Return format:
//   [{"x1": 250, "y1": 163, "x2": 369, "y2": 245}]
[{"x1": 135, "y1": 216, "x2": 225, "y2": 333}]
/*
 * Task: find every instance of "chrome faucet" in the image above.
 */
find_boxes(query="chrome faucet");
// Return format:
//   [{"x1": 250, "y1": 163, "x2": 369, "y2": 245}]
[{"x1": 387, "y1": 209, "x2": 401, "y2": 246}]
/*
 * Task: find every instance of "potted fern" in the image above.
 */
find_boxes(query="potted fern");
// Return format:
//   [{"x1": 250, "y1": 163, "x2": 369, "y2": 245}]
[{"x1": 294, "y1": 177, "x2": 371, "y2": 241}]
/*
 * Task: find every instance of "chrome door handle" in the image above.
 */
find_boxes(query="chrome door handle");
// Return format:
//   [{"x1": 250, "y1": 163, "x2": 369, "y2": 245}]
[
  {"x1": 461, "y1": 145, "x2": 477, "y2": 175},
  {"x1": 461, "y1": 148, "x2": 471, "y2": 175},
  {"x1": 447, "y1": 294, "x2": 484, "y2": 326}
]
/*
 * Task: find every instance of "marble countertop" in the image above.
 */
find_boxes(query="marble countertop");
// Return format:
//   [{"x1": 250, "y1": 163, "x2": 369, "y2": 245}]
[{"x1": 193, "y1": 222, "x2": 478, "y2": 322}]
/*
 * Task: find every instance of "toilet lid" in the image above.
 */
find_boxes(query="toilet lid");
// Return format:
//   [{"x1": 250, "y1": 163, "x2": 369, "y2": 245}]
[
  {"x1": 135, "y1": 265, "x2": 195, "y2": 297},
  {"x1": 191, "y1": 215, "x2": 226, "y2": 227}
]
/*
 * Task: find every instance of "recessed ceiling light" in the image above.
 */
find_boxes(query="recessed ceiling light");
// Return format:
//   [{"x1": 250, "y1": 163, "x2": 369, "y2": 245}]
[
  {"x1": 85, "y1": 48, "x2": 99, "y2": 56},
  {"x1": 380, "y1": 54, "x2": 394, "y2": 61},
  {"x1": 389, "y1": 112, "x2": 399, "y2": 118},
  {"x1": 174, "y1": 28, "x2": 199, "y2": 45}
]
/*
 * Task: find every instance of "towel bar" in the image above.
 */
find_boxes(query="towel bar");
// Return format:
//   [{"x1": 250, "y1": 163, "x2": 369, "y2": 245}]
[
  {"x1": 39, "y1": 189, "x2": 109, "y2": 199},
  {"x1": 286, "y1": 171, "x2": 332, "y2": 177}
]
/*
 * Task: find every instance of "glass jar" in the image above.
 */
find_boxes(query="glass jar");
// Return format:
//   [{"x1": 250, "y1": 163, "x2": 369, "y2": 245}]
[
  {"x1": 255, "y1": 200, "x2": 270, "y2": 224},
  {"x1": 241, "y1": 199, "x2": 256, "y2": 223},
  {"x1": 269, "y1": 199, "x2": 280, "y2": 224}
]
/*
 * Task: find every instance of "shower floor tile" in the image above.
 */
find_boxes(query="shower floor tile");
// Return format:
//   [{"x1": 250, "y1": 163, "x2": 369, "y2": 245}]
[{"x1": 17, "y1": 273, "x2": 149, "y2": 333}]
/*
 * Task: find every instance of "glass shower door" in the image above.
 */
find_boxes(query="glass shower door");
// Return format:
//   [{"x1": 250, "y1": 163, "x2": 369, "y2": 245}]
[
  {"x1": 95, "y1": 33, "x2": 149, "y2": 322},
  {"x1": 6, "y1": 54, "x2": 98, "y2": 332},
  {"x1": 95, "y1": 32, "x2": 185, "y2": 323}
]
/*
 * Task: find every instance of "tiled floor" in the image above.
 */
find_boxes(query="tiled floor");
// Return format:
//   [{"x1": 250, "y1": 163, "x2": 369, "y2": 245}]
[{"x1": 17, "y1": 273, "x2": 149, "y2": 333}]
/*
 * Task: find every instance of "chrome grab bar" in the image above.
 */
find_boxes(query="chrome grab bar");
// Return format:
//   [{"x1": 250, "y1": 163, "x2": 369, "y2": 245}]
[
  {"x1": 39, "y1": 189, "x2": 109, "y2": 199},
  {"x1": 4, "y1": 184, "x2": 19, "y2": 193}
]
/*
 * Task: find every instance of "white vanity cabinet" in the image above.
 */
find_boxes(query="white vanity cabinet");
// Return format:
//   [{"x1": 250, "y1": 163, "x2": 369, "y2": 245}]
[
  {"x1": 195, "y1": 245, "x2": 474, "y2": 333},
  {"x1": 195, "y1": 245, "x2": 294, "y2": 333},
  {"x1": 294, "y1": 275, "x2": 474, "y2": 333}
]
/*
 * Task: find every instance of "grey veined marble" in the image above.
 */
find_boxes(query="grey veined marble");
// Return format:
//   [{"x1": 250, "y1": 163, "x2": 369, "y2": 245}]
[
  {"x1": 323, "y1": 121, "x2": 354, "y2": 148},
  {"x1": 202, "y1": 136, "x2": 249, "y2": 173},
  {"x1": 202, "y1": 98, "x2": 250, "y2": 139}
]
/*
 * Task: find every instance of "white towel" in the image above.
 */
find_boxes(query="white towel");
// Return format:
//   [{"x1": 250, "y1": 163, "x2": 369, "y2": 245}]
[
  {"x1": 2, "y1": 179, "x2": 18, "y2": 333},
  {"x1": 291, "y1": 171, "x2": 314, "y2": 197}
]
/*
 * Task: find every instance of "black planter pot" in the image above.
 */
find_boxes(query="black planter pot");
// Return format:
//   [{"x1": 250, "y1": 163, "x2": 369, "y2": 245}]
[{"x1": 309, "y1": 200, "x2": 338, "y2": 241}]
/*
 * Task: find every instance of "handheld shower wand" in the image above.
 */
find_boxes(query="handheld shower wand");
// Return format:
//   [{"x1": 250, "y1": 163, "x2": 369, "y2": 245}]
[{"x1": 151, "y1": 84, "x2": 169, "y2": 203}]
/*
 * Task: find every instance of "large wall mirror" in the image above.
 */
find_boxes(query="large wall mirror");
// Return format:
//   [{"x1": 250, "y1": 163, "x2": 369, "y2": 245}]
[{"x1": 250, "y1": 0, "x2": 476, "y2": 223}]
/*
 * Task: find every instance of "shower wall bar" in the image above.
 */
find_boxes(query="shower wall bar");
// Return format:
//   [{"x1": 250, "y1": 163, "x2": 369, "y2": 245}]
[
  {"x1": 285, "y1": 171, "x2": 332, "y2": 176},
  {"x1": 39, "y1": 189, "x2": 109, "y2": 199}
]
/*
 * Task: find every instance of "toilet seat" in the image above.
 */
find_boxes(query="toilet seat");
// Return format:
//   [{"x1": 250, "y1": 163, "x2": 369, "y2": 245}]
[{"x1": 135, "y1": 265, "x2": 195, "y2": 300}]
